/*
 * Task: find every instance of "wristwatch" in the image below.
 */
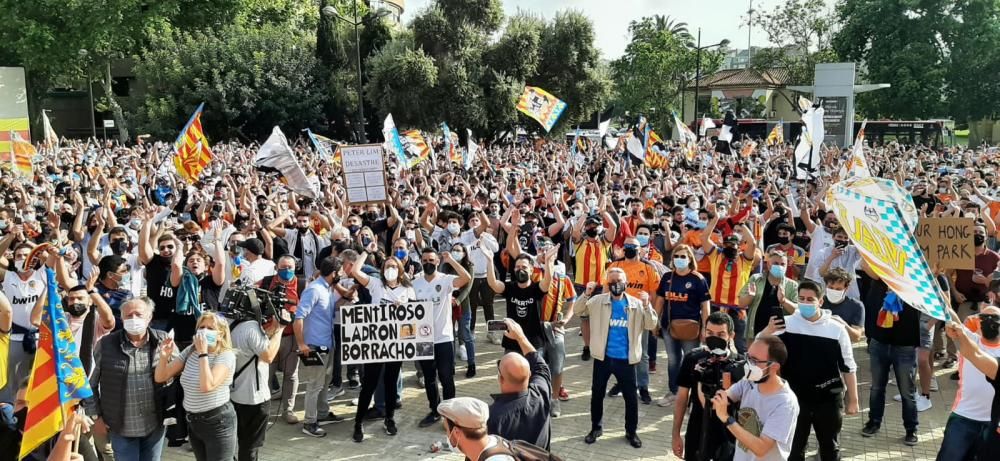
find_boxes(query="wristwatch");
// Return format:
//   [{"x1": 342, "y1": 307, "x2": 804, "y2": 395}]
[{"x1": 725, "y1": 416, "x2": 737, "y2": 427}]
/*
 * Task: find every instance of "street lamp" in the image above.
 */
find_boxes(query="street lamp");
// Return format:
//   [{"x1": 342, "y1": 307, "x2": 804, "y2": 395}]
[
  {"x1": 78, "y1": 49, "x2": 97, "y2": 138},
  {"x1": 692, "y1": 28, "x2": 730, "y2": 130},
  {"x1": 322, "y1": 3, "x2": 392, "y2": 144}
]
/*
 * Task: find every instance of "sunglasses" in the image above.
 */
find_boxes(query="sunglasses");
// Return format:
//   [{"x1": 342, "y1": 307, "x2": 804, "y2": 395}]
[{"x1": 159, "y1": 245, "x2": 175, "y2": 251}]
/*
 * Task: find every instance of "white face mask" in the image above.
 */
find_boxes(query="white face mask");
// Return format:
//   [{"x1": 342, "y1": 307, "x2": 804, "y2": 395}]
[
  {"x1": 383, "y1": 266, "x2": 399, "y2": 282},
  {"x1": 405, "y1": 230, "x2": 416, "y2": 241},
  {"x1": 744, "y1": 361, "x2": 771, "y2": 384},
  {"x1": 123, "y1": 317, "x2": 146, "y2": 335},
  {"x1": 826, "y1": 288, "x2": 846, "y2": 304},
  {"x1": 688, "y1": 201, "x2": 700, "y2": 210},
  {"x1": 447, "y1": 223, "x2": 461, "y2": 235}
]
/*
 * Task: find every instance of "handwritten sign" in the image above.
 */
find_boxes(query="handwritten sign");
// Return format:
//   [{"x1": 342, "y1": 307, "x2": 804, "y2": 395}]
[
  {"x1": 340, "y1": 302, "x2": 435, "y2": 365},
  {"x1": 340, "y1": 144, "x2": 387, "y2": 205},
  {"x1": 913, "y1": 217, "x2": 974, "y2": 270}
]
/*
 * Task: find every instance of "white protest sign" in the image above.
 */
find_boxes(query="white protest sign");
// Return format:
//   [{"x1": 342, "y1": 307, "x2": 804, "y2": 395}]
[
  {"x1": 340, "y1": 302, "x2": 435, "y2": 365},
  {"x1": 340, "y1": 144, "x2": 387, "y2": 205}
]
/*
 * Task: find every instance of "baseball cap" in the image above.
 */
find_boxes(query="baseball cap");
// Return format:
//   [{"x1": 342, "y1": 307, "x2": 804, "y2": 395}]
[
  {"x1": 723, "y1": 234, "x2": 741, "y2": 245},
  {"x1": 437, "y1": 397, "x2": 489, "y2": 429},
  {"x1": 237, "y1": 238, "x2": 265, "y2": 256}
]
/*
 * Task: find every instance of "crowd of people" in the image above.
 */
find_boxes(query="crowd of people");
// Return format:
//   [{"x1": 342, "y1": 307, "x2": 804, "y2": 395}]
[{"x1": 0, "y1": 131, "x2": 999, "y2": 461}]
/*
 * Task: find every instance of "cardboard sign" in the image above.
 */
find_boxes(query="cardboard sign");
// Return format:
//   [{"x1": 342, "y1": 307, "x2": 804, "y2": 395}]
[
  {"x1": 913, "y1": 217, "x2": 975, "y2": 270},
  {"x1": 340, "y1": 302, "x2": 435, "y2": 365},
  {"x1": 340, "y1": 144, "x2": 387, "y2": 205}
]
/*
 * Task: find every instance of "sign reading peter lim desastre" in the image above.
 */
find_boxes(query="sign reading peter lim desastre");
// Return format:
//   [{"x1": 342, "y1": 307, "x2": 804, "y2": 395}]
[{"x1": 340, "y1": 302, "x2": 435, "y2": 364}]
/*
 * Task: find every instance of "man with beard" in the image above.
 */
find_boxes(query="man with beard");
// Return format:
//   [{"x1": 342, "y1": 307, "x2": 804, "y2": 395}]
[{"x1": 268, "y1": 210, "x2": 330, "y2": 279}]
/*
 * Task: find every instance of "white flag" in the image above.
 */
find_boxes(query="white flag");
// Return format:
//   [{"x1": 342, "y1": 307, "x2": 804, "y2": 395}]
[
  {"x1": 254, "y1": 126, "x2": 318, "y2": 198},
  {"x1": 41, "y1": 110, "x2": 59, "y2": 149},
  {"x1": 699, "y1": 117, "x2": 716, "y2": 137},
  {"x1": 598, "y1": 118, "x2": 611, "y2": 138},
  {"x1": 465, "y1": 129, "x2": 477, "y2": 170}
]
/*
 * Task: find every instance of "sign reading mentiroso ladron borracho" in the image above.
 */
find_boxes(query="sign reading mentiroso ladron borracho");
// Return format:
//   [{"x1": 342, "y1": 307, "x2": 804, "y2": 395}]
[
  {"x1": 340, "y1": 302, "x2": 435, "y2": 365},
  {"x1": 340, "y1": 144, "x2": 387, "y2": 205}
]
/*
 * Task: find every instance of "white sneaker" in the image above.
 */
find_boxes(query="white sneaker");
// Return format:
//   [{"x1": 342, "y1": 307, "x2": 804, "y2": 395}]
[
  {"x1": 916, "y1": 394, "x2": 933, "y2": 412},
  {"x1": 930, "y1": 377, "x2": 939, "y2": 392},
  {"x1": 458, "y1": 346, "x2": 468, "y2": 361},
  {"x1": 893, "y1": 394, "x2": 902, "y2": 402},
  {"x1": 657, "y1": 394, "x2": 676, "y2": 407}
]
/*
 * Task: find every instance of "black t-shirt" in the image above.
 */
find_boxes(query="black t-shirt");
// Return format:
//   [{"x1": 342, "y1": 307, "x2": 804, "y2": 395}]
[
  {"x1": 675, "y1": 348, "x2": 746, "y2": 456},
  {"x1": 502, "y1": 281, "x2": 546, "y2": 350},
  {"x1": 823, "y1": 296, "x2": 865, "y2": 328},
  {"x1": 753, "y1": 282, "x2": 781, "y2": 337},
  {"x1": 864, "y1": 278, "x2": 920, "y2": 347},
  {"x1": 982, "y1": 358, "x2": 1000, "y2": 459},
  {"x1": 145, "y1": 255, "x2": 175, "y2": 321}
]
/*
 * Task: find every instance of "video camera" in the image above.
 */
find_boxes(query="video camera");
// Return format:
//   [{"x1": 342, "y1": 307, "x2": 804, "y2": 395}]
[
  {"x1": 693, "y1": 349, "x2": 745, "y2": 400},
  {"x1": 221, "y1": 284, "x2": 294, "y2": 326}
]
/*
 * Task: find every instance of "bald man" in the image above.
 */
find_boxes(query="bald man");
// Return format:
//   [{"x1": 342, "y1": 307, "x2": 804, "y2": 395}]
[{"x1": 486, "y1": 319, "x2": 552, "y2": 450}]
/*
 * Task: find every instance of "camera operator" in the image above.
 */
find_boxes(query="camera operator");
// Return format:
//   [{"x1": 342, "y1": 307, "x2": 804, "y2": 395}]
[
  {"x1": 672, "y1": 311, "x2": 745, "y2": 461},
  {"x1": 259, "y1": 256, "x2": 305, "y2": 424},
  {"x1": 230, "y1": 308, "x2": 283, "y2": 461}
]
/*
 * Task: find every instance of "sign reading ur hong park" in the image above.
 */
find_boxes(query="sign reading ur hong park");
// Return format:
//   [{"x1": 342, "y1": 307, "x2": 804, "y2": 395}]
[
  {"x1": 340, "y1": 144, "x2": 387, "y2": 205},
  {"x1": 913, "y1": 217, "x2": 974, "y2": 270},
  {"x1": 340, "y1": 302, "x2": 435, "y2": 365}
]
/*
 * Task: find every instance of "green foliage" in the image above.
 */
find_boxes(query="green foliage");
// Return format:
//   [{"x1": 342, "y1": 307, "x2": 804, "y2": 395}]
[
  {"x1": 365, "y1": 34, "x2": 439, "y2": 126},
  {"x1": 750, "y1": 0, "x2": 837, "y2": 85},
  {"x1": 946, "y1": 0, "x2": 1000, "y2": 122},
  {"x1": 133, "y1": 24, "x2": 328, "y2": 141},
  {"x1": 611, "y1": 16, "x2": 721, "y2": 129}
]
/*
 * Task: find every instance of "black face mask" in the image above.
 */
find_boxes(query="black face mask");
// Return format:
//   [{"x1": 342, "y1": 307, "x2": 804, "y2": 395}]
[
  {"x1": 722, "y1": 247, "x2": 738, "y2": 259},
  {"x1": 835, "y1": 240, "x2": 848, "y2": 249},
  {"x1": 514, "y1": 270, "x2": 530, "y2": 283},
  {"x1": 777, "y1": 236, "x2": 791, "y2": 245},
  {"x1": 705, "y1": 335, "x2": 729, "y2": 354},
  {"x1": 110, "y1": 239, "x2": 129, "y2": 255},
  {"x1": 981, "y1": 317, "x2": 1000, "y2": 341},
  {"x1": 66, "y1": 303, "x2": 88, "y2": 317},
  {"x1": 609, "y1": 282, "x2": 626, "y2": 296},
  {"x1": 623, "y1": 247, "x2": 638, "y2": 259},
  {"x1": 584, "y1": 228, "x2": 599, "y2": 238},
  {"x1": 366, "y1": 211, "x2": 378, "y2": 222},
  {"x1": 421, "y1": 262, "x2": 436, "y2": 276},
  {"x1": 975, "y1": 234, "x2": 986, "y2": 247}
]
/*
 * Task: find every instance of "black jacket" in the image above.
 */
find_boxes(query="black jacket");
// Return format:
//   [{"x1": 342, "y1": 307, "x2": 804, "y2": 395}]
[
  {"x1": 85, "y1": 328, "x2": 170, "y2": 434},
  {"x1": 487, "y1": 351, "x2": 552, "y2": 450}
]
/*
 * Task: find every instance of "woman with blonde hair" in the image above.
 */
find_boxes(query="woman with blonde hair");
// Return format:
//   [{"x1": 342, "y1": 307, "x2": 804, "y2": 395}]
[
  {"x1": 653, "y1": 243, "x2": 711, "y2": 406},
  {"x1": 155, "y1": 312, "x2": 237, "y2": 461}
]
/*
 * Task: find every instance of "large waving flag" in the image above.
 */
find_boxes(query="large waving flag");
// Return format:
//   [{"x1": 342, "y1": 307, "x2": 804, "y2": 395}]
[
  {"x1": 794, "y1": 97, "x2": 824, "y2": 180},
  {"x1": 827, "y1": 176, "x2": 947, "y2": 321},
  {"x1": 516, "y1": 86, "x2": 567, "y2": 132},
  {"x1": 306, "y1": 129, "x2": 341, "y2": 165},
  {"x1": 464, "y1": 129, "x2": 478, "y2": 171},
  {"x1": 254, "y1": 126, "x2": 318, "y2": 198},
  {"x1": 673, "y1": 111, "x2": 698, "y2": 161},
  {"x1": 840, "y1": 121, "x2": 871, "y2": 179},
  {"x1": 41, "y1": 111, "x2": 59, "y2": 150},
  {"x1": 400, "y1": 130, "x2": 432, "y2": 169},
  {"x1": 766, "y1": 121, "x2": 784, "y2": 146},
  {"x1": 20, "y1": 268, "x2": 93, "y2": 460},
  {"x1": 8, "y1": 131, "x2": 34, "y2": 177},
  {"x1": 382, "y1": 114, "x2": 410, "y2": 168},
  {"x1": 644, "y1": 130, "x2": 668, "y2": 169},
  {"x1": 173, "y1": 103, "x2": 212, "y2": 183},
  {"x1": 570, "y1": 128, "x2": 585, "y2": 166},
  {"x1": 441, "y1": 123, "x2": 461, "y2": 165}
]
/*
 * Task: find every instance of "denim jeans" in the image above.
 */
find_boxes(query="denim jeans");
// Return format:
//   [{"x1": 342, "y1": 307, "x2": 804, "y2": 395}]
[
  {"x1": 186, "y1": 402, "x2": 237, "y2": 461},
  {"x1": 660, "y1": 329, "x2": 700, "y2": 395},
  {"x1": 457, "y1": 307, "x2": 475, "y2": 366},
  {"x1": 936, "y1": 413, "x2": 990, "y2": 461},
  {"x1": 867, "y1": 338, "x2": 918, "y2": 431},
  {"x1": 419, "y1": 342, "x2": 456, "y2": 413},
  {"x1": 647, "y1": 331, "x2": 658, "y2": 367},
  {"x1": 636, "y1": 330, "x2": 650, "y2": 388},
  {"x1": 591, "y1": 357, "x2": 638, "y2": 434},
  {"x1": 109, "y1": 426, "x2": 166, "y2": 461}
]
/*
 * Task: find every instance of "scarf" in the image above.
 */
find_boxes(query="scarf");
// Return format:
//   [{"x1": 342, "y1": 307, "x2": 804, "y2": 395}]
[{"x1": 175, "y1": 268, "x2": 203, "y2": 317}]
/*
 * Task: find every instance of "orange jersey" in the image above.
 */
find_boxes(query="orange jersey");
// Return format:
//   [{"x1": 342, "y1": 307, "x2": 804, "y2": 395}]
[
  {"x1": 532, "y1": 270, "x2": 577, "y2": 322},
  {"x1": 574, "y1": 239, "x2": 611, "y2": 286},
  {"x1": 607, "y1": 259, "x2": 660, "y2": 299},
  {"x1": 706, "y1": 247, "x2": 754, "y2": 306}
]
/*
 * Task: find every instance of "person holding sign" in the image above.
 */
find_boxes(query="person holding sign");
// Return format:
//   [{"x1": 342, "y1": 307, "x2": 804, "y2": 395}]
[
  {"x1": 412, "y1": 248, "x2": 471, "y2": 428},
  {"x1": 347, "y1": 252, "x2": 415, "y2": 442}
]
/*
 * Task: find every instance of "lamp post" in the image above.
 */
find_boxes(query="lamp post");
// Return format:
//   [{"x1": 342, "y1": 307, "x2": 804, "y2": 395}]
[
  {"x1": 78, "y1": 49, "x2": 97, "y2": 138},
  {"x1": 692, "y1": 28, "x2": 730, "y2": 128},
  {"x1": 322, "y1": 3, "x2": 391, "y2": 144}
]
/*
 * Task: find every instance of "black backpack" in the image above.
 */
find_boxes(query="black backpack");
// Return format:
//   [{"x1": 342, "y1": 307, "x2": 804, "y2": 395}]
[{"x1": 477, "y1": 437, "x2": 562, "y2": 461}]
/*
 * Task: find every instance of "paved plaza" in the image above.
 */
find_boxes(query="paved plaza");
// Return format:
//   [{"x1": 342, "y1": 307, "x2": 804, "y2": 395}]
[{"x1": 162, "y1": 304, "x2": 954, "y2": 461}]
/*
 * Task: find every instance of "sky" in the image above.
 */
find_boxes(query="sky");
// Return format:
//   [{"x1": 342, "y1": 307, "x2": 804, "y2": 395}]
[{"x1": 400, "y1": 0, "x2": 800, "y2": 60}]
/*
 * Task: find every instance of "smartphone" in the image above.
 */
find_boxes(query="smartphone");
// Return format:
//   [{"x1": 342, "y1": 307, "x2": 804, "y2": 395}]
[
  {"x1": 770, "y1": 306, "x2": 786, "y2": 326},
  {"x1": 487, "y1": 320, "x2": 508, "y2": 332}
]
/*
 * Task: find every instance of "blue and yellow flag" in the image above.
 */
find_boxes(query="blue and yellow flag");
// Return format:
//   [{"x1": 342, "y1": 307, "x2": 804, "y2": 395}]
[
  {"x1": 516, "y1": 86, "x2": 567, "y2": 132},
  {"x1": 441, "y1": 123, "x2": 461, "y2": 165},
  {"x1": 306, "y1": 129, "x2": 341, "y2": 165},
  {"x1": 20, "y1": 268, "x2": 93, "y2": 459}
]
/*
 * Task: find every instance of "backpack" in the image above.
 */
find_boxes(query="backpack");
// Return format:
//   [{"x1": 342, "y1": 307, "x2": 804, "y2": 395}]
[{"x1": 477, "y1": 437, "x2": 563, "y2": 461}]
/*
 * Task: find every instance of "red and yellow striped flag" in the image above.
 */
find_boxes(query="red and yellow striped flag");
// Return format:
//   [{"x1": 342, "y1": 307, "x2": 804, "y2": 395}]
[
  {"x1": 644, "y1": 130, "x2": 667, "y2": 169},
  {"x1": 173, "y1": 103, "x2": 212, "y2": 183},
  {"x1": 20, "y1": 268, "x2": 93, "y2": 460},
  {"x1": 9, "y1": 131, "x2": 35, "y2": 177}
]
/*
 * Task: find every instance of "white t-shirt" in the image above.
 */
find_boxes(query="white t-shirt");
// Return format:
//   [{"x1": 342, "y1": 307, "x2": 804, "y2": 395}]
[
  {"x1": 804, "y1": 226, "x2": 834, "y2": 280},
  {"x1": 952, "y1": 326, "x2": 1000, "y2": 422},
  {"x1": 366, "y1": 277, "x2": 415, "y2": 305},
  {"x1": 464, "y1": 231, "x2": 499, "y2": 278},
  {"x1": 413, "y1": 273, "x2": 458, "y2": 344},
  {"x1": 239, "y1": 258, "x2": 276, "y2": 287},
  {"x1": 3, "y1": 269, "x2": 46, "y2": 330}
]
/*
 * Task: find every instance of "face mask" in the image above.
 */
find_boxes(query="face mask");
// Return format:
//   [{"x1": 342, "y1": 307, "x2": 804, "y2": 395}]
[
  {"x1": 110, "y1": 239, "x2": 129, "y2": 255},
  {"x1": 422, "y1": 262, "x2": 436, "y2": 276},
  {"x1": 981, "y1": 317, "x2": 1000, "y2": 341},
  {"x1": 573, "y1": 208, "x2": 583, "y2": 218},
  {"x1": 623, "y1": 246, "x2": 638, "y2": 259},
  {"x1": 348, "y1": 224, "x2": 360, "y2": 235},
  {"x1": 129, "y1": 218, "x2": 142, "y2": 230},
  {"x1": 0, "y1": 219, "x2": 9, "y2": 230},
  {"x1": 609, "y1": 282, "x2": 626, "y2": 296},
  {"x1": 278, "y1": 268, "x2": 295, "y2": 282},
  {"x1": 586, "y1": 198, "x2": 597, "y2": 209},
  {"x1": 199, "y1": 329, "x2": 218, "y2": 347},
  {"x1": 514, "y1": 270, "x2": 530, "y2": 283},
  {"x1": 489, "y1": 192, "x2": 499, "y2": 200},
  {"x1": 447, "y1": 223, "x2": 461, "y2": 235},
  {"x1": 384, "y1": 267, "x2": 399, "y2": 282},
  {"x1": 769, "y1": 264, "x2": 786, "y2": 278},
  {"x1": 722, "y1": 247, "x2": 738, "y2": 259},
  {"x1": 798, "y1": 300, "x2": 819, "y2": 318},
  {"x1": 688, "y1": 201, "x2": 699, "y2": 210},
  {"x1": 404, "y1": 230, "x2": 416, "y2": 241},
  {"x1": 673, "y1": 257, "x2": 689, "y2": 270},
  {"x1": 118, "y1": 272, "x2": 132, "y2": 291},
  {"x1": 123, "y1": 317, "x2": 146, "y2": 335},
  {"x1": 826, "y1": 288, "x2": 846, "y2": 304},
  {"x1": 14, "y1": 258, "x2": 28, "y2": 273},
  {"x1": 975, "y1": 235, "x2": 986, "y2": 246},
  {"x1": 585, "y1": 227, "x2": 599, "y2": 238},
  {"x1": 361, "y1": 236, "x2": 373, "y2": 247},
  {"x1": 744, "y1": 361, "x2": 771, "y2": 384},
  {"x1": 14, "y1": 408, "x2": 27, "y2": 432},
  {"x1": 66, "y1": 302, "x2": 89, "y2": 317},
  {"x1": 777, "y1": 236, "x2": 791, "y2": 245},
  {"x1": 636, "y1": 234, "x2": 649, "y2": 246},
  {"x1": 705, "y1": 335, "x2": 729, "y2": 356},
  {"x1": 645, "y1": 190, "x2": 654, "y2": 199}
]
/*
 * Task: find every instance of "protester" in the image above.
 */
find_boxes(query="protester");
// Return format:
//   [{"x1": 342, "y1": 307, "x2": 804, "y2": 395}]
[
  {"x1": 655, "y1": 243, "x2": 710, "y2": 406},
  {"x1": 487, "y1": 318, "x2": 552, "y2": 450},
  {"x1": 945, "y1": 313, "x2": 1000, "y2": 459}
]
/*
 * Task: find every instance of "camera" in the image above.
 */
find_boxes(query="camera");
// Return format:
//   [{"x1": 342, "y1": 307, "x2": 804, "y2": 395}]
[
  {"x1": 693, "y1": 351, "x2": 745, "y2": 400},
  {"x1": 221, "y1": 284, "x2": 294, "y2": 326}
]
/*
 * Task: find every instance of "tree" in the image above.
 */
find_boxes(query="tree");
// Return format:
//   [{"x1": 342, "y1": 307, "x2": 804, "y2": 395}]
[
  {"x1": 750, "y1": 0, "x2": 837, "y2": 85},
  {"x1": 611, "y1": 17, "x2": 722, "y2": 129},
  {"x1": 945, "y1": 0, "x2": 1000, "y2": 123},
  {"x1": 833, "y1": 0, "x2": 953, "y2": 118},
  {"x1": 133, "y1": 24, "x2": 329, "y2": 141},
  {"x1": 651, "y1": 15, "x2": 692, "y2": 44}
]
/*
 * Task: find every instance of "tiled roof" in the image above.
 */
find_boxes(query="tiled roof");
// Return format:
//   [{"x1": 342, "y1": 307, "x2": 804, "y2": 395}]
[{"x1": 688, "y1": 68, "x2": 792, "y2": 90}]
